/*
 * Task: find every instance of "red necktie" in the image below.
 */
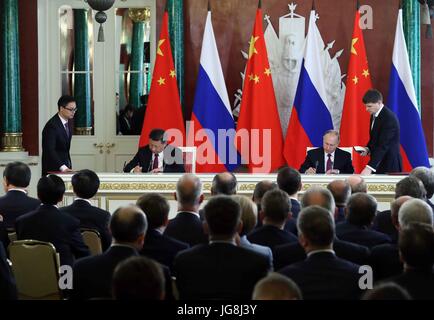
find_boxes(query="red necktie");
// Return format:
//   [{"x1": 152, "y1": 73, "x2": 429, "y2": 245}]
[
  {"x1": 152, "y1": 153, "x2": 159, "y2": 170},
  {"x1": 326, "y1": 154, "x2": 333, "y2": 171}
]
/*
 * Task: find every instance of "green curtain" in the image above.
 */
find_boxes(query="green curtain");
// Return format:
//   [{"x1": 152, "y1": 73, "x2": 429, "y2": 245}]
[{"x1": 129, "y1": 21, "x2": 145, "y2": 108}]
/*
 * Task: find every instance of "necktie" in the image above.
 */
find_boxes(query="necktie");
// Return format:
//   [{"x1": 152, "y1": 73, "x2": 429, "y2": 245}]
[
  {"x1": 326, "y1": 153, "x2": 333, "y2": 172},
  {"x1": 152, "y1": 153, "x2": 159, "y2": 170},
  {"x1": 64, "y1": 123, "x2": 70, "y2": 138},
  {"x1": 371, "y1": 116, "x2": 376, "y2": 131}
]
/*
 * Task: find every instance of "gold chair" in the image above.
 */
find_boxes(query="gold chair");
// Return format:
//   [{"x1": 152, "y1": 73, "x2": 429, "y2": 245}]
[
  {"x1": 80, "y1": 228, "x2": 103, "y2": 256},
  {"x1": 8, "y1": 240, "x2": 61, "y2": 300}
]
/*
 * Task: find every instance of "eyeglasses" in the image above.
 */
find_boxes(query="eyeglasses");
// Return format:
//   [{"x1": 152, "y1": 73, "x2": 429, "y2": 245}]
[{"x1": 63, "y1": 106, "x2": 77, "y2": 112}]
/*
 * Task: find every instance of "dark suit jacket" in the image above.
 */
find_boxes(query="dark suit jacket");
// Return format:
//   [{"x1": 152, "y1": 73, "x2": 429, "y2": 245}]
[
  {"x1": 174, "y1": 242, "x2": 270, "y2": 299},
  {"x1": 299, "y1": 147, "x2": 354, "y2": 174},
  {"x1": 336, "y1": 221, "x2": 391, "y2": 248},
  {"x1": 0, "y1": 190, "x2": 40, "y2": 229},
  {"x1": 370, "y1": 243, "x2": 402, "y2": 281},
  {"x1": 274, "y1": 238, "x2": 370, "y2": 270},
  {"x1": 247, "y1": 225, "x2": 298, "y2": 250},
  {"x1": 42, "y1": 114, "x2": 72, "y2": 175},
  {"x1": 389, "y1": 269, "x2": 434, "y2": 300},
  {"x1": 60, "y1": 199, "x2": 112, "y2": 251},
  {"x1": 279, "y1": 252, "x2": 362, "y2": 300},
  {"x1": 164, "y1": 212, "x2": 208, "y2": 246},
  {"x1": 141, "y1": 229, "x2": 189, "y2": 272},
  {"x1": 15, "y1": 204, "x2": 90, "y2": 267},
  {"x1": 367, "y1": 106, "x2": 402, "y2": 173},
  {"x1": 372, "y1": 210, "x2": 398, "y2": 243},
  {"x1": 283, "y1": 199, "x2": 301, "y2": 235},
  {"x1": 0, "y1": 243, "x2": 17, "y2": 300},
  {"x1": 123, "y1": 145, "x2": 185, "y2": 173}
]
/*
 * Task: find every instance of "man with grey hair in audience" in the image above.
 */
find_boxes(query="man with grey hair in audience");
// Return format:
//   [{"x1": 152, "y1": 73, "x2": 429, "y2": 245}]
[
  {"x1": 274, "y1": 187, "x2": 370, "y2": 269},
  {"x1": 253, "y1": 273, "x2": 302, "y2": 300},
  {"x1": 164, "y1": 174, "x2": 207, "y2": 246},
  {"x1": 410, "y1": 166, "x2": 434, "y2": 211},
  {"x1": 279, "y1": 206, "x2": 362, "y2": 300},
  {"x1": 345, "y1": 175, "x2": 368, "y2": 194}
]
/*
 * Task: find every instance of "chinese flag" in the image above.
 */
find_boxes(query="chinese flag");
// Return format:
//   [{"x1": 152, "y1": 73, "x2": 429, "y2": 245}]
[
  {"x1": 339, "y1": 9, "x2": 373, "y2": 173},
  {"x1": 139, "y1": 11, "x2": 185, "y2": 147},
  {"x1": 235, "y1": 3, "x2": 285, "y2": 173}
]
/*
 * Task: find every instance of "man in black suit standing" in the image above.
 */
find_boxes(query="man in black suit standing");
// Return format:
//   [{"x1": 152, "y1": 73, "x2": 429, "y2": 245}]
[
  {"x1": 0, "y1": 162, "x2": 40, "y2": 229},
  {"x1": 42, "y1": 95, "x2": 76, "y2": 176},
  {"x1": 279, "y1": 206, "x2": 362, "y2": 300},
  {"x1": 174, "y1": 196, "x2": 270, "y2": 299},
  {"x1": 359, "y1": 89, "x2": 402, "y2": 174},
  {"x1": 299, "y1": 130, "x2": 354, "y2": 174},
  {"x1": 60, "y1": 170, "x2": 112, "y2": 251},
  {"x1": 15, "y1": 175, "x2": 90, "y2": 267},
  {"x1": 123, "y1": 128, "x2": 185, "y2": 173}
]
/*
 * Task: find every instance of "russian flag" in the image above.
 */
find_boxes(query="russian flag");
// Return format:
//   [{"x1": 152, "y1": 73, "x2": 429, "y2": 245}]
[
  {"x1": 284, "y1": 10, "x2": 333, "y2": 169},
  {"x1": 189, "y1": 10, "x2": 241, "y2": 172},
  {"x1": 388, "y1": 9, "x2": 430, "y2": 171}
]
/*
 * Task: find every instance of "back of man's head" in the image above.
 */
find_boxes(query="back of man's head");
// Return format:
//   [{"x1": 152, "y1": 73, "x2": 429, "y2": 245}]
[
  {"x1": 277, "y1": 167, "x2": 301, "y2": 196},
  {"x1": 71, "y1": 169, "x2": 100, "y2": 199},
  {"x1": 204, "y1": 195, "x2": 241, "y2": 239},
  {"x1": 398, "y1": 198, "x2": 433, "y2": 229},
  {"x1": 110, "y1": 205, "x2": 148, "y2": 244},
  {"x1": 362, "y1": 283, "x2": 411, "y2": 300},
  {"x1": 390, "y1": 196, "x2": 412, "y2": 227},
  {"x1": 211, "y1": 172, "x2": 237, "y2": 195},
  {"x1": 252, "y1": 273, "x2": 302, "y2": 300},
  {"x1": 37, "y1": 175, "x2": 65, "y2": 205},
  {"x1": 252, "y1": 180, "x2": 278, "y2": 205},
  {"x1": 346, "y1": 193, "x2": 378, "y2": 227},
  {"x1": 301, "y1": 187, "x2": 336, "y2": 214},
  {"x1": 346, "y1": 175, "x2": 367, "y2": 194},
  {"x1": 327, "y1": 180, "x2": 351, "y2": 207},
  {"x1": 261, "y1": 189, "x2": 290, "y2": 225},
  {"x1": 176, "y1": 174, "x2": 202, "y2": 208},
  {"x1": 395, "y1": 176, "x2": 426, "y2": 199},
  {"x1": 3, "y1": 161, "x2": 31, "y2": 188},
  {"x1": 297, "y1": 206, "x2": 335, "y2": 248},
  {"x1": 232, "y1": 195, "x2": 258, "y2": 236},
  {"x1": 399, "y1": 223, "x2": 434, "y2": 270},
  {"x1": 136, "y1": 193, "x2": 170, "y2": 229},
  {"x1": 410, "y1": 167, "x2": 434, "y2": 199},
  {"x1": 112, "y1": 256, "x2": 165, "y2": 300}
]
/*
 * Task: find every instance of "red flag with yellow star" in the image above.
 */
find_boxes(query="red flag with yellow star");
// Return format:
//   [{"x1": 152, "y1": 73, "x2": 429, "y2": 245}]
[
  {"x1": 139, "y1": 11, "x2": 184, "y2": 147},
  {"x1": 339, "y1": 9, "x2": 373, "y2": 173},
  {"x1": 235, "y1": 5, "x2": 285, "y2": 173}
]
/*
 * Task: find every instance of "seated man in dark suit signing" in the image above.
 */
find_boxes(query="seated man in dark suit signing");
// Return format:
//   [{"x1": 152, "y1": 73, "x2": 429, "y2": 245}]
[
  {"x1": 124, "y1": 128, "x2": 185, "y2": 173},
  {"x1": 279, "y1": 206, "x2": 362, "y2": 300},
  {"x1": 15, "y1": 175, "x2": 90, "y2": 267},
  {"x1": 299, "y1": 130, "x2": 354, "y2": 174},
  {"x1": 174, "y1": 196, "x2": 270, "y2": 299},
  {"x1": 60, "y1": 170, "x2": 112, "y2": 251}
]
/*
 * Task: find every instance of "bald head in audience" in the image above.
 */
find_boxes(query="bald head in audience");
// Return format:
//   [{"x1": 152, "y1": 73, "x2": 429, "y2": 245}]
[
  {"x1": 398, "y1": 199, "x2": 433, "y2": 229},
  {"x1": 211, "y1": 172, "x2": 237, "y2": 195},
  {"x1": 110, "y1": 205, "x2": 148, "y2": 250},
  {"x1": 346, "y1": 175, "x2": 367, "y2": 194},
  {"x1": 175, "y1": 173, "x2": 203, "y2": 212},
  {"x1": 253, "y1": 273, "x2": 302, "y2": 300},
  {"x1": 390, "y1": 196, "x2": 412, "y2": 229},
  {"x1": 327, "y1": 180, "x2": 351, "y2": 208},
  {"x1": 301, "y1": 186, "x2": 336, "y2": 214}
]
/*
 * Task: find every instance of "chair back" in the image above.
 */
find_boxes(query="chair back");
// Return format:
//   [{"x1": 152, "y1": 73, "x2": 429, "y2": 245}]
[
  {"x1": 81, "y1": 228, "x2": 102, "y2": 255},
  {"x1": 7, "y1": 228, "x2": 17, "y2": 242},
  {"x1": 8, "y1": 240, "x2": 61, "y2": 300}
]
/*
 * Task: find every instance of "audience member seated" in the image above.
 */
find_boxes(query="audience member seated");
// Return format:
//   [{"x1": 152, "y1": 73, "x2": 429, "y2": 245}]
[
  {"x1": 0, "y1": 242, "x2": 17, "y2": 300},
  {"x1": 0, "y1": 161, "x2": 40, "y2": 229},
  {"x1": 277, "y1": 167, "x2": 302, "y2": 234},
  {"x1": 73, "y1": 205, "x2": 148, "y2": 300},
  {"x1": 373, "y1": 176, "x2": 426, "y2": 243},
  {"x1": 252, "y1": 273, "x2": 302, "y2": 300},
  {"x1": 60, "y1": 170, "x2": 112, "y2": 251},
  {"x1": 345, "y1": 175, "x2": 368, "y2": 194},
  {"x1": 410, "y1": 166, "x2": 434, "y2": 212},
  {"x1": 232, "y1": 195, "x2": 273, "y2": 270},
  {"x1": 247, "y1": 189, "x2": 297, "y2": 249},
  {"x1": 274, "y1": 187, "x2": 370, "y2": 269},
  {"x1": 327, "y1": 180, "x2": 351, "y2": 223},
  {"x1": 112, "y1": 256, "x2": 165, "y2": 300},
  {"x1": 361, "y1": 282, "x2": 411, "y2": 300},
  {"x1": 15, "y1": 175, "x2": 90, "y2": 267},
  {"x1": 279, "y1": 206, "x2": 362, "y2": 300},
  {"x1": 136, "y1": 193, "x2": 189, "y2": 271},
  {"x1": 252, "y1": 180, "x2": 277, "y2": 214},
  {"x1": 336, "y1": 193, "x2": 391, "y2": 248},
  {"x1": 389, "y1": 223, "x2": 434, "y2": 300},
  {"x1": 174, "y1": 196, "x2": 270, "y2": 299},
  {"x1": 164, "y1": 174, "x2": 207, "y2": 246}
]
